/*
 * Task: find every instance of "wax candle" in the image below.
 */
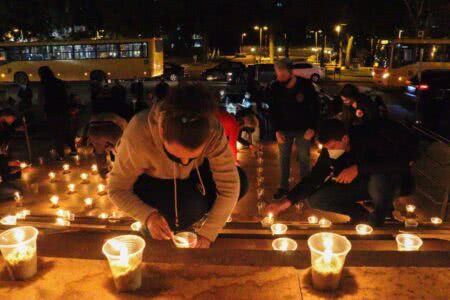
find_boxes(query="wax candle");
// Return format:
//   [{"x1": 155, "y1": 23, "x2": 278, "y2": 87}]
[
  {"x1": 97, "y1": 183, "x2": 106, "y2": 195},
  {"x1": 14, "y1": 192, "x2": 23, "y2": 207},
  {"x1": 406, "y1": 204, "x2": 416, "y2": 214},
  {"x1": 50, "y1": 195, "x2": 59, "y2": 208},
  {"x1": 62, "y1": 164, "x2": 70, "y2": 174},
  {"x1": 130, "y1": 221, "x2": 142, "y2": 231},
  {"x1": 272, "y1": 238, "x2": 297, "y2": 251},
  {"x1": 80, "y1": 173, "x2": 89, "y2": 183},
  {"x1": 430, "y1": 217, "x2": 442, "y2": 225},
  {"x1": 256, "y1": 176, "x2": 265, "y2": 187},
  {"x1": 84, "y1": 197, "x2": 94, "y2": 208},
  {"x1": 173, "y1": 232, "x2": 197, "y2": 248},
  {"x1": 319, "y1": 218, "x2": 332, "y2": 228},
  {"x1": 271, "y1": 223, "x2": 288, "y2": 235},
  {"x1": 256, "y1": 167, "x2": 264, "y2": 176},
  {"x1": 103, "y1": 235, "x2": 146, "y2": 292},
  {"x1": 308, "y1": 233, "x2": 352, "y2": 291},
  {"x1": 48, "y1": 172, "x2": 56, "y2": 182},
  {"x1": 355, "y1": 224, "x2": 373, "y2": 235},
  {"x1": 67, "y1": 183, "x2": 76, "y2": 194},
  {"x1": 0, "y1": 226, "x2": 39, "y2": 280},
  {"x1": 0, "y1": 215, "x2": 17, "y2": 225},
  {"x1": 91, "y1": 164, "x2": 98, "y2": 174},
  {"x1": 261, "y1": 213, "x2": 274, "y2": 227},
  {"x1": 396, "y1": 233, "x2": 423, "y2": 251},
  {"x1": 257, "y1": 157, "x2": 264, "y2": 165},
  {"x1": 256, "y1": 188, "x2": 265, "y2": 199},
  {"x1": 308, "y1": 215, "x2": 319, "y2": 224}
]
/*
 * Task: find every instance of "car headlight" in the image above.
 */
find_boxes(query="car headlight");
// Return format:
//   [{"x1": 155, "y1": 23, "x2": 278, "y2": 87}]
[
  {"x1": 382, "y1": 72, "x2": 390, "y2": 79},
  {"x1": 227, "y1": 72, "x2": 233, "y2": 76}
]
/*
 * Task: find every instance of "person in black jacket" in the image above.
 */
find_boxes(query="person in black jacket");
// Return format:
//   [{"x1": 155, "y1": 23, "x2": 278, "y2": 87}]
[
  {"x1": 267, "y1": 59, "x2": 319, "y2": 199},
  {"x1": 38, "y1": 66, "x2": 76, "y2": 160},
  {"x1": 264, "y1": 118, "x2": 417, "y2": 226}
]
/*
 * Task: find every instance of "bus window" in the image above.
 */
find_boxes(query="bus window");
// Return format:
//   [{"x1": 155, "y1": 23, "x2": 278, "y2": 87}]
[
  {"x1": 96, "y1": 43, "x2": 118, "y2": 58},
  {"x1": 119, "y1": 43, "x2": 147, "y2": 58},
  {"x1": 74, "y1": 44, "x2": 96, "y2": 59},
  {"x1": 50, "y1": 45, "x2": 73, "y2": 60},
  {"x1": 423, "y1": 45, "x2": 450, "y2": 62},
  {"x1": 392, "y1": 44, "x2": 420, "y2": 68}
]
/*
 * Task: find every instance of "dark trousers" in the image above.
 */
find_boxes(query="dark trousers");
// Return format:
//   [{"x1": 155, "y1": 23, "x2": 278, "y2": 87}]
[
  {"x1": 133, "y1": 160, "x2": 248, "y2": 231},
  {"x1": 47, "y1": 114, "x2": 74, "y2": 157},
  {"x1": 307, "y1": 173, "x2": 411, "y2": 226}
]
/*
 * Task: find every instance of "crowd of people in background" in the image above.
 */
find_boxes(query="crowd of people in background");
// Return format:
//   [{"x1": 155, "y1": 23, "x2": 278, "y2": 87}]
[{"x1": 0, "y1": 59, "x2": 418, "y2": 246}]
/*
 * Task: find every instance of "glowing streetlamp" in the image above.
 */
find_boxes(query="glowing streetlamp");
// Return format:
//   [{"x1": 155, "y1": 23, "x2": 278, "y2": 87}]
[{"x1": 254, "y1": 25, "x2": 268, "y2": 62}]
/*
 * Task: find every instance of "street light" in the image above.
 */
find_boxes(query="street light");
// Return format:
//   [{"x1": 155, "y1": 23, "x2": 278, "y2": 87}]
[
  {"x1": 335, "y1": 24, "x2": 346, "y2": 67},
  {"x1": 254, "y1": 25, "x2": 268, "y2": 62},
  {"x1": 310, "y1": 30, "x2": 322, "y2": 48},
  {"x1": 240, "y1": 33, "x2": 247, "y2": 53}
]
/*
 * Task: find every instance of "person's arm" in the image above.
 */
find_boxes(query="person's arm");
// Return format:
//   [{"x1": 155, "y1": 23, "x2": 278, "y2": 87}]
[
  {"x1": 108, "y1": 122, "x2": 157, "y2": 226},
  {"x1": 305, "y1": 80, "x2": 320, "y2": 130},
  {"x1": 228, "y1": 120, "x2": 239, "y2": 160},
  {"x1": 199, "y1": 126, "x2": 240, "y2": 242},
  {"x1": 265, "y1": 83, "x2": 280, "y2": 132}
]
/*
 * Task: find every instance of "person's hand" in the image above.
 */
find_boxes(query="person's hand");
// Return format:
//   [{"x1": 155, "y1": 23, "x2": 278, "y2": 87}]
[
  {"x1": 303, "y1": 129, "x2": 315, "y2": 141},
  {"x1": 146, "y1": 211, "x2": 173, "y2": 240},
  {"x1": 276, "y1": 131, "x2": 286, "y2": 144},
  {"x1": 336, "y1": 165, "x2": 358, "y2": 184},
  {"x1": 263, "y1": 199, "x2": 292, "y2": 217},
  {"x1": 194, "y1": 235, "x2": 211, "y2": 248}
]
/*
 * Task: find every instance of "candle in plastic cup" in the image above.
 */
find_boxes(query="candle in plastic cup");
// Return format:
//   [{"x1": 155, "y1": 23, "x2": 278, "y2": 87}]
[
  {"x1": 0, "y1": 226, "x2": 39, "y2": 280},
  {"x1": 396, "y1": 234, "x2": 423, "y2": 251},
  {"x1": 308, "y1": 232, "x2": 352, "y2": 291},
  {"x1": 319, "y1": 218, "x2": 332, "y2": 228},
  {"x1": 91, "y1": 164, "x2": 98, "y2": 174},
  {"x1": 80, "y1": 173, "x2": 89, "y2": 183},
  {"x1": 102, "y1": 235, "x2": 146, "y2": 292},
  {"x1": 256, "y1": 167, "x2": 264, "y2": 176},
  {"x1": 62, "y1": 164, "x2": 70, "y2": 174},
  {"x1": 406, "y1": 204, "x2": 416, "y2": 214},
  {"x1": 308, "y1": 215, "x2": 319, "y2": 224},
  {"x1": 67, "y1": 183, "x2": 76, "y2": 194},
  {"x1": 130, "y1": 221, "x2": 142, "y2": 232},
  {"x1": 97, "y1": 183, "x2": 107, "y2": 195},
  {"x1": 271, "y1": 223, "x2": 287, "y2": 235},
  {"x1": 430, "y1": 217, "x2": 442, "y2": 225},
  {"x1": 355, "y1": 224, "x2": 373, "y2": 235},
  {"x1": 84, "y1": 197, "x2": 94, "y2": 208},
  {"x1": 173, "y1": 232, "x2": 197, "y2": 248},
  {"x1": 272, "y1": 238, "x2": 297, "y2": 251},
  {"x1": 48, "y1": 172, "x2": 56, "y2": 182},
  {"x1": 50, "y1": 195, "x2": 59, "y2": 208},
  {"x1": 0, "y1": 215, "x2": 17, "y2": 225},
  {"x1": 261, "y1": 213, "x2": 274, "y2": 227}
]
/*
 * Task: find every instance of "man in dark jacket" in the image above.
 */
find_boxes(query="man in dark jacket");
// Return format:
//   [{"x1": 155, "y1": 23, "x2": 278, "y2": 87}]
[
  {"x1": 267, "y1": 59, "x2": 319, "y2": 199},
  {"x1": 264, "y1": 118, "x2": 417, "y2": 226},
  {"x1": 38, "y1": 66, "x2": 75, "y2": 160}
]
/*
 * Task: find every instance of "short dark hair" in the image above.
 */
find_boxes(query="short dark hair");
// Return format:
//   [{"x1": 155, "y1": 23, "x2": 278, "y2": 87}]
[
  {"x1": 274, "y1": 58, "x2": 293, "y2": 72},
  {"x1": 340, "y1": 83, "x2": 359, "y2": 99},
  {"x1": 160, "y1": 84, "x2": 218, "y2": 149},
  {"x1": 317, "y1": 119, "x2": 347, "y2": 144}
]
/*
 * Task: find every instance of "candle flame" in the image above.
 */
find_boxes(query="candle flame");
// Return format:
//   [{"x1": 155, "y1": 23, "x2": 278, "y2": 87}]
[
  {"x1": 84, "y1": 197, "x2": 93, "y2": 206},
  {"x1": 323, "y1": 237, "x2": 333, "y2": 263},
  {"x1": 404, "y1": 238, "x2": 413, "y2": 248},
  {"x1": 91, "y1": 164, "x2": 98, "y2": 172}
]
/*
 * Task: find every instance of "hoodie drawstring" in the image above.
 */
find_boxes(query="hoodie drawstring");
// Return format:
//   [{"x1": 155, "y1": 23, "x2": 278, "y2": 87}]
[
  {"x1": 173, "y1": 163, "x2": 179, "y2": 228},
  {"x1": 195, "y1": 161, "x2": 206, "y2": 197}
]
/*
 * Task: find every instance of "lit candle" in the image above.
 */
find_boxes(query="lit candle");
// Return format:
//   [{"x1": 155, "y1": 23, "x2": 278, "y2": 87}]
[
  {"x1": 14, "y1": 192, "x2": 23, "y2": 207},
  {"x1": 355, "y1": 224, "x2": 373, "y2": 235},
  {"x1": 55, "y1": 217, "x2": 70, "y2": 226},
  {"x1": 80, "y1": 172, "x2": 89, "y2": 183},
  {"x1": 308, "y1": 215, "x2": 319, "y2": 224},
  {"x1": 272, "y1": 237, "x2": 297, "y2": 251},
  {"x1": 16, "y1": 209, "x2": 31, "y2": 220},
  {"x1": 271, "y1": 223, "x2": 288, "y2": 235},
  {"x1": 130, "y1": 221, "x2": 142, "y2": 231},
  {"x1": 319, "y1": 218, "x2": 332, "y2": 228},
  {"x1": 430, "y1": 217, "x2": 442, "y2": 225},
  {"x1": 404, "y1": 218, "x2": 418, "y2": 228},
  {"x1": 84, "y1": 197, "x2": 94, "y2": 208},
  {"x1": 48, "y1": 172, "x2": 56, "y2": 182},
  {"x1": 19, "y1": 162, "x2": 28, "y2": 169},
  {"x1": 74, "y1": 155, "x2": 80, "y2": 164},
  {"x1": 67, "y1": 183, "x2": 76, "y2": 194},
  {"x1": 173, "y1": 232, "x2": 197, "y2": 248},
  {"x1": 261, "y1": 213, "x2": 274, "y2": 227},
  {"x1": 97, "y1": 183, "x2": 106, "y2": 195},
  {"x1": 50, "y1": 195, "x2": 59, "y2": 208},
  {"x1": 256, "y1": 188, "x2": 265, "y2": 199},
  {"x1": 257, "y1": 176, "x2": 265, "y2": 187},
  {"x1": 0, "y1": 226, "x2": 39, "y2": 280},
  {"x1": 0, "y1": 215, "x2": 17, "y2": 225},
  {"x1": 91, "y1": 164, "x2": 98, "y2": 174},
  {"x1": 318, "y1": 143, "x2": 323, "y2": 151},
  {"x1": 396, "y1": 233, "x2": 423, "y2": 251},
  {"x1": 308, "y1": 233, "x2": 351, "y2": 291},
  {"x1": 406, "y1": 204, "x2": 416, "y2": 214},
  {"x1": 256, "y1": 167, "x2": 264, "y2": 176},
  {"x1": 257, "y1": 157, "x2": 264, "y2": 165},
  {"x1": 103, "y1": 236, "x2": 146, "y2": 292},
  {"x1": 98, "y1": 212, "x2": 109, "y2": 220},
  {"x1": 62, "y1": 164, "x2": 70, "y2": 174}
]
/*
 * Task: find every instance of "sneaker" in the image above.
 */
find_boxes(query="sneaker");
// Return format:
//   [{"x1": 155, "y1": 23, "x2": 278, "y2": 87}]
[{"x1": 273, "y1": 188, "x2": 288, "y2": 200}]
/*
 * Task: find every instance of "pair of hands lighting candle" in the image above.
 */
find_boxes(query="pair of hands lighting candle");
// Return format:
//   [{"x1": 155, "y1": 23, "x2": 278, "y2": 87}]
[
  {"x1": 308, "y1": 232, "x2": 352, "y2": 291},
  {"x1": 0, "y1": 226, "x2": 39, "y2": 280},
  {"x1": 173, "y1": 232, "x2": 197, "y2": 248},
  {"x1": 103, "y1": 235, "x2": 146, "y2": 292}
]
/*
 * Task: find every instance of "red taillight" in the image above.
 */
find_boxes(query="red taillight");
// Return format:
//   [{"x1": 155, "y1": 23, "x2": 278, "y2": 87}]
[
  {"x1": 405, "y1": 80, "x2": 411, "y2": 85},
  {"x1": 416, "y1": 84, "x2": 429, "y2": 91}
]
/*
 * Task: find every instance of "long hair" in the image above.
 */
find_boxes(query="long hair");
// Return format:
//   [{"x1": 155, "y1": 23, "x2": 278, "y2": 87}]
[{"x1": 38, "y1": 66, "x2": 55, "y2": 83}]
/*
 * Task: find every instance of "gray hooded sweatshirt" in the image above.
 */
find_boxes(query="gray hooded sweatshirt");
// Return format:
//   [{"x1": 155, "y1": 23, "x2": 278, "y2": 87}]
[{"x1": 108, "y1": 105, "x2": 240, "y2": 242}]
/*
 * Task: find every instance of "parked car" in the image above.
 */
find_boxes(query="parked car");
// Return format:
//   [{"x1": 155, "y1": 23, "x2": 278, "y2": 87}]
[
  {"x1": 201, "y1": 61, "x2": 246, "y2": 82},
  {"x1": 247, "y1": 64, "x2": 276, "y2": 84},
  {"x1": 163, "y1": 62, "x2": 186, "y2": 81},
  {"x1": 404, "y1": 69, "x2": 450, "y2": 139},
  {"x1": 292, "y1": 62, "x2": 325, "y2": 83}
]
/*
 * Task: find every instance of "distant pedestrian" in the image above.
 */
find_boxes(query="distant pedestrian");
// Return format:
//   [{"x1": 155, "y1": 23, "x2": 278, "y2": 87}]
[
  {"x1": 154, "y1": 77, "x2": 170, "y2": 102},
  {"x1": 17, "y1": 83, "x2": 33, "y2": 113},
  {"x1": 38, "y1": 66, "x2": 75, "y2": 160},
  {"x1": 130, "y1": 77, "x2": 144, "y2": 102}
]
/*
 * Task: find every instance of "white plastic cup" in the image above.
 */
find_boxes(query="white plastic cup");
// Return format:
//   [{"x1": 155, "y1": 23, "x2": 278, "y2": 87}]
[
  {"x1": 102, "y1": 235, "x2": 146, "y2": 292},
  {"x1": 396, "y1": 234, "x2": 423, "y2": 251},
  {"x1": 272, "y1": 237, "x2": 297, "y2": 251},
  {"x1": 307, "y1": 232, "x2": 352, "y2": 291},
  {"x1": 173, "y1": 232, "x2": 197, "y2": 248},
  {"x1": 0, "y1": 226, "x2": 39, "y2": 280}
]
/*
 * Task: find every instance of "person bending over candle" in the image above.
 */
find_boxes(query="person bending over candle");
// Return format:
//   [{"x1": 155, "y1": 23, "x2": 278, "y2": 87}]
[
  {"x1": 264, "y1": 118, "x2": 417, "y2": 226},
  {"x1": 108, "y1": 84, "x2": 247, "y2": 248}
]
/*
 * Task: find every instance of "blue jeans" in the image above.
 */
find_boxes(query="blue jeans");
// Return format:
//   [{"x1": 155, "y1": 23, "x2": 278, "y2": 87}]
[
  {"x1": 278, "y1": 130, "x2": 311, "y2": 190},
  {"x1": 307, "y1": 174, "x2": 406, "y2": 226}
]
